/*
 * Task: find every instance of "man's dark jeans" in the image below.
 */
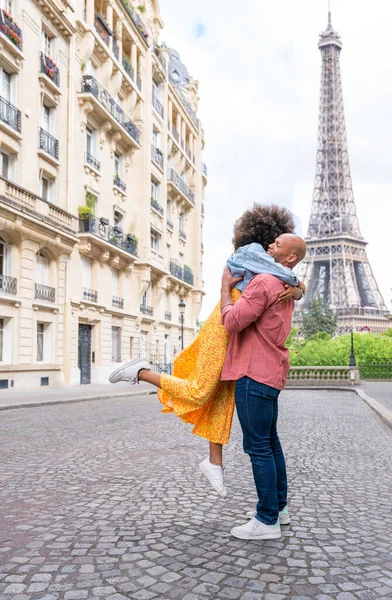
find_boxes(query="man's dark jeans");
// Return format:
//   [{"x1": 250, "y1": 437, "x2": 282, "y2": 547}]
[{"x1": 235, "y1": 376, "x2": 288, "y2": 526}]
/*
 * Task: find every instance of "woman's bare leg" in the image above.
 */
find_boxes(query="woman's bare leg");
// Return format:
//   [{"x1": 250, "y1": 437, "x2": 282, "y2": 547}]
[
  {"x1": 138, "y1": 368, "x2": 162, "y2": 388},
  {"x1": 209, "y1": 441, "x2": 223, "y2": 466}
]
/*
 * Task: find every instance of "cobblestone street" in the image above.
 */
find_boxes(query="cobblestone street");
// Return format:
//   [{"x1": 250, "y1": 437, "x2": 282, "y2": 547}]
[{"x1": 1, "y1": 390, "x2": 392, "y2": 600}]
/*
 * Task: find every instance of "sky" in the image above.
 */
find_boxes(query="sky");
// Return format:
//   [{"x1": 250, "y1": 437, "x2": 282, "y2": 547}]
[{"x1": 158, "y1": 0, "x2": 392, "y2": 319}]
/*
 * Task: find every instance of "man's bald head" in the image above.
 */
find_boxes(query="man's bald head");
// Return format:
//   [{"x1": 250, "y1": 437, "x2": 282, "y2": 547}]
[{"x1": 267, "y1": 233, "x2": 307, "y2": 269}]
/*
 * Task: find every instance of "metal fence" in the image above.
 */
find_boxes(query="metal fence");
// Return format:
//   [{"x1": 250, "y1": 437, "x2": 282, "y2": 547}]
[{"x1": 359, "y1": 363, "x2": 392, "y2": 380}]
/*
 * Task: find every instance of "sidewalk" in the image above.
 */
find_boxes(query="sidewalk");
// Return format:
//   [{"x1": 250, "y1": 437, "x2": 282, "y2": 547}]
[
  {"x1": 359, "y1": 380, "x2": 392, "y2": 411},
  {"x1": 0, "y1": 381, "x2": 156, "y2": 411}
]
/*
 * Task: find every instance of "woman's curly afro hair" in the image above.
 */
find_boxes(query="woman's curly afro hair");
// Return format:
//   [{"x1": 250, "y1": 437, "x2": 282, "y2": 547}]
[{"x1": 232, "y1": 204, "x2": 295, "y2": 251}]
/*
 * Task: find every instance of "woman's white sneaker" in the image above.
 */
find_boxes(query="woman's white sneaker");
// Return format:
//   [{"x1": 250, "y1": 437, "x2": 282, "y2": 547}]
[
  {"x1": 231, "y1": 517, "x2": 281, "y2": 540},
  {"x1": 199, "y1": 457, "x2": 227, "y2": 498},
  {"x1": 109, "y1": 358, "x2": 151, "y2": 384},
  {"x1": 246, "y1": 505, "x2": 291, "y2": 525}
]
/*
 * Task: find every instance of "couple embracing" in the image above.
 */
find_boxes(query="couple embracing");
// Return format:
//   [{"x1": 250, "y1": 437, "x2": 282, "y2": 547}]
[{"x1": 110, "y1": 203, "x2": 306, "y2": 541}]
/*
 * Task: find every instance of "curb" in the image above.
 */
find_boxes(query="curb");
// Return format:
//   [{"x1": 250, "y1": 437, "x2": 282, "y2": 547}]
[{"x1": 0, "y1": 388, "x2": 158, "y2": 412}]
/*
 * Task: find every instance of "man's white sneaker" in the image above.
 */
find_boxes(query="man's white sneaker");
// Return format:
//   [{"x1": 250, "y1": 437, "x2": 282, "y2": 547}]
[
  {"x1": 109, "y1": 358, "x2": 151, "y2": 384},
  {"x1": 245, "y1": 505, "x2": 291, "y2": 525},
  {"x1": 231, "y1": 517, "x2": 281, "y2": 540},
  {"x1": 199, "y1": 457, "x2": 227, "y2": 498}
]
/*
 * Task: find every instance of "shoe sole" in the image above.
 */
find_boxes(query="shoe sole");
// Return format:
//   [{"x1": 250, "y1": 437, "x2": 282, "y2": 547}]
[
  {"x1": 231, "y1": 528, "x2": 282, "y2": 540},
  {"x1": 199, "y1": 462, "x2": 227, "y2": 498},
  {"x1": 109, "y1": 359, "x2": 144, "y2": 383},
  {"x1": 246, "y1": 511, "x2": 291, "y2": 525}
]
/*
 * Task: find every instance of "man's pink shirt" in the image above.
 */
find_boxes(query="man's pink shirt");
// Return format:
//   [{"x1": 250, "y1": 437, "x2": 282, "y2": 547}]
[{"x1": 220, "y1": 274, "x2": 294, "y2": 390}]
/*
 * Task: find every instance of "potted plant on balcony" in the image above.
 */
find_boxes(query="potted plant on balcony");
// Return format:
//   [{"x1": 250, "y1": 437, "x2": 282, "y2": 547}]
[
  {"x1": 78, "y1": 205, "x2": 94, "y2": 221},
  {"x1": 137, "y1": 4, "x2": 146, "y2": 13}
]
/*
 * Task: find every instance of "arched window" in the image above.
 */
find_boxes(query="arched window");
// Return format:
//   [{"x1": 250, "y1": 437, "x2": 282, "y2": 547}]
[{"x1": 36, "y1": 250, "x2": 49, "y2": 285}]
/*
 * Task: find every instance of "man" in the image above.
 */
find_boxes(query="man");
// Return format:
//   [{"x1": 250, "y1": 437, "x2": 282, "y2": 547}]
[{"x1": 220, "y1": 233, "x2": 306, "y2": 541}]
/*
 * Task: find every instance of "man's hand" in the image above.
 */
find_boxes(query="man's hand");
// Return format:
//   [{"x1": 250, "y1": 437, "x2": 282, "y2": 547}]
[
  {"x1": 221, "y1": 267, "x2": 243, "y2": 291},
  {"x1": 221, "y1": 268, "x2": 243, "y2": 312},
  {"x1": 279, "y1": 284, "x2": 303, "y2": 303}
]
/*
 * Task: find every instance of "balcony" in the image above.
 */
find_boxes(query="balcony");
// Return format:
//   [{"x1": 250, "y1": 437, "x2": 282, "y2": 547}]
[
  {"x1": 40, "y1": 52, "x2": 60, "y2": 88},
  {"x1": 83, "y1": 288, "x2": 98, "y2": 303},
  {"x1": 0, "y1": 96, "x2": 21, "y2": 133},
  {"x1": 153, "y1": 42, "x2": 167, "y2": 71},
  {"x1": 165, "y1": 311, "x2": 172, "y2": 321},
  {"x1": 112, "y1": 296, "x2": 124, "y2": 310},
  {"x1": 168, "y1": 121, "x2": 180, "y2": 144},
  {"x1": 39, "y1": 128, "x2": 59, "y2": 160},
  {"x1": 172, "y1": 86, "x2": 199, "y2": 129},
  {"x1": 152, "y1": 94, "x2": 164, "y2": 118},
  {"x1": 119, "y1": 0, "x2": 149, "y2": 45},
  {"x1": 85, "y1": 151, "x2": 100, "y2": 172},
  {"x1": 169, "y1": 261, "x2": 194, "y2": 286},
  {"x1": 137, "y1": 75, "x2": 142, "y2": 90},
  {"x1": 113, "y1": 174, "x2": 126, "y2": 193},
  {"x1": 35, "y1": 283, "x2": 55, "y2": 302},
  {"x1": 179, "y1": 230, "x2": 187, "y2": 241},
  {"x1": 168, "y1": 168, "x2": 195, "y2": 206},
  {"x1": 122, "y1": 55, "x2": 135, "y2": 81},
  {"x1": 94, "y1": 13, "x2": 111, "y2": 46},
  {"x1": 166, "y1": 219, "x2": 173, "y2": 230},
  {"x1": 79, "y1": 216, "x2": 138, "y2": 257},
  {"x1": 151, "y1": 146, "x2": 163, "y2": 169},
  {"x1": 0, "y1": 274, "x2": 17, "y2": 295},
  {"x1": 151, "y1": 198, "x2": 163, "y2": 215},
  {"x1": 80, "y1": 76, "x2": 140, "y2": 147},
  {"x1": 202, "y1": 162, "x2": 208, "y2": 177},
  {"x1": 140, "y1": 304, "x2": 153, "y2": 316},
  {"x1": 0, "y1": 9, "x2": 23, "y2": 51},
  {"x1": 185, "y1": 146, "x2": 193, "y2": 163}
]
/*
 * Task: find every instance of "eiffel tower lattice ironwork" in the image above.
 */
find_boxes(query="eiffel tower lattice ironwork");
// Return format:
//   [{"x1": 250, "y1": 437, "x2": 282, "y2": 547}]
[{"x1": 295, "y1": 12, "x2": 389, "y2": 334}]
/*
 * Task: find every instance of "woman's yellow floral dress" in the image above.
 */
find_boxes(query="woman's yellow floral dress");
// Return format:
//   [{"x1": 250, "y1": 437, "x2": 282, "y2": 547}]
[{"x1": 158, "y1": 289, "x2": 241, "y2": 444}]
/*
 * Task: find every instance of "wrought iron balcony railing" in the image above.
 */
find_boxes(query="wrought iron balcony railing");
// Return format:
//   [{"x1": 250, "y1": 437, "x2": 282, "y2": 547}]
[
  {"x1": 40, "y1": 52, "x2": 60, "y2": 87},
  {"x1": 122, "y1": 55, "x2": 135, "y2": 81},
  {"x1": 137, "y1": 75, "x2": 142, "y2": 90},
  {"x1": 168, "y1": 261, "x2": 194, "y2": 286},
  {"x1": 0, "y1": 9, "x2": 23, "y2": 50},
  {"x1": 79, "y1": 216, "x2": 138, "y2": 257},
  {"x1": 112, "y1": 296, "x2": 124, "y2": 309},
  {"x1": 113, "y1": 175, "x2": 126, "y2": 192},
  {"x1": 166, "y1": 219, "x2": 173, "y2": 230},
  {"x1": 0, "y1": 96, "x2": 21, "y2": 132},
  {"x1": 165, "y1": 311, "x2": 172, "y2": 321},
  {"x1": 81, "y1": 76, "x2": 140, "y2": 145},
  {"x1": 183, "y1": 268, "x2": 194, "y2": 285},
  {"x1": 153, "y1": 41, "x2": 167, "y2": 71},
  {"x1": 35, "y1": 283, "x2": 55, "y2": 302},
  {"x1": 169, "y1": 260, "x2": 182, "y2": 280},
  {"x1": 202, "y1": 162, "x2": 208, "y2": 177},
  {"x1": 39, "y1": 127, "x2": 59, "y2": 159},
  {"x1": 179, "y1": 230, "x2": 187, "y2": 241},
  {"x1": 94, "y1": 13, "x2": 111, "y2": 46},
  {"x1": 151, "y1": 146, "x2": 163, "y2": 169},
  {"x1": 150, "y1": 198, "x2": 163, "y2": 215},
  {"x1": 173, "y1": 86, "x2": 199, "y2": 128},
  {"x1": 168, "y1": 168, "x2": 195, "y2": 204},
  {"x1": 83, "y1": 288, "x2": 98, "y2": 303},
  {"x1": 119, "y1": 0, "x2": 149, "y2": 44},
  {"x1": 140, "y1": 304, "x2": 153, "y2": 316},
  {"x1": 152, "y1": 94, "x2": 164, "y2": 118},
  {"x1": 85, "y1": 151, "x2": 100, "y2": 171},
  {"x1": 0, "y1": 274, "x2": 17, "y2": 295}
]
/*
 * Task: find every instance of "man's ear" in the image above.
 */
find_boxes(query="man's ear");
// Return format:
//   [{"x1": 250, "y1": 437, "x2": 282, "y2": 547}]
[{"x1": 287, "y1": 253, "x2": 298, "y2": 266}]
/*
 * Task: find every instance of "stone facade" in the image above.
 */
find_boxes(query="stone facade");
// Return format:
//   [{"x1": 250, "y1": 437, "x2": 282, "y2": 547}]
[{"x1": 0, "y1": 0, "x2": 206, "y2": 389}]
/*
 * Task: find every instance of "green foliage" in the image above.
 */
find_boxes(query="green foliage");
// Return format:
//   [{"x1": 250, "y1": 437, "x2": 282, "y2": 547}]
[
  {"x1": 290, "y1": 332, "x2": 392, "y2": 368},
  {"x1": 302, "y1": 296, "x2": 338, "y2": 338},
  {"x1": 78, "y1": 205, "x2": 94, "y2": 220}
]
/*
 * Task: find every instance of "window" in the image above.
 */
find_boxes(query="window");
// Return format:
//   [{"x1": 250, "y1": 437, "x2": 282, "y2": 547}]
[
  {"x1": 36, "y1": 250, "x2": 49, "y2": 285},
  {"x1": 114, "y1": 152, "x2": 123, "y2": 178},
  {"x1": 1, "y1": 0, "x2": 12, "y2": 14},
  {"x1": 0, "y1": 237, "x2": 12, "y2": 281},
  {"x1": 152, "y1": 79, "x2": 162, "y2": 102},
  {"x1": 142, "y1": 284, "x2": 150, "y2": 307},
  {"x1": 41, "y1": 103, "x2": 54, "y2": 134},
  {"x1": 152, "y1": 129, "x2": 161, "y2": 149},
  {"x1": 82, "y1": 256, "x2": 92, "y2": 290},
  {"x1": 150, "y1": 228, "x2": 161, "y2": 252},
  {"x1": 1, "y1": 69, "x2": 11, "y2": 102},
  {"x1": 85, "y1": 190, "x2": 97, "y2": 213},
  {"x1": 167, "y1": 199, "x2": 172, "y2": 219},
  {"x1": 40, "y1": 175, "x2": 54, "y2": 203},
  {"x1": 112, "y1": 268, "x2": 119, "y2": 296},
  {"x1": 111, "y1": 326, "x2": 121, "y2": 363},
  {"x1": 37, "y1": 322, "x2": 44, "y2": 361},
  {"x1": 86, "y1": 127, "x2": 95, "y2": 155},
  {"x1": 113, "y1": 209, "x2": 123, "y2": 228},
  {"x1": 151, "y1": 179, "x2": 160, "y2": 201},
  {"x1": 179, "y1": 212, "x2": 185, "y2": 232},
  {"x1": 0, "y1": 151, "x2": 16, "y2": 181},
  {"x1": 42, "y1": 31, "x2": 53, "y2": 58}
]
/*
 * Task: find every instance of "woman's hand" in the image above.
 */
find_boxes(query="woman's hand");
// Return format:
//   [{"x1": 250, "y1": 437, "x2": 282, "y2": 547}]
[
  {"x1": 221, "y1": 267, "x2": 244, "y2": 291},
  {"x1": 279, "y1": 284, "x2": 303, "y2": 303}
]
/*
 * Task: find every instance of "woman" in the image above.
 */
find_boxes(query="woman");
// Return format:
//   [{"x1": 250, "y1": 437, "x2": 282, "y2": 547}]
[{"x1": 109, "y1": 204, "x2": 304, "y2": 497}]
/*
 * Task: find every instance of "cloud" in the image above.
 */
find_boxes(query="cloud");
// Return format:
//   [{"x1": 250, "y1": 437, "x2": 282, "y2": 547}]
[{"x1": 158, "y1": 0, "x2": 392, "y2": 318}]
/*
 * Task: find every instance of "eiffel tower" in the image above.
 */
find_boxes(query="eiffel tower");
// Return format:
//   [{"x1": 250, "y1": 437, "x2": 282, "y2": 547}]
[{"x1": 295, "y1": 11, "x2": 389, "y2": 334}]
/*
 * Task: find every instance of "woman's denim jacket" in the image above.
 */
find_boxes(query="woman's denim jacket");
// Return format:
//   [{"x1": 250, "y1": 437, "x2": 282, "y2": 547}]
[{"x1": 226, "y1": 243, "x2": 298, "y2": 292}]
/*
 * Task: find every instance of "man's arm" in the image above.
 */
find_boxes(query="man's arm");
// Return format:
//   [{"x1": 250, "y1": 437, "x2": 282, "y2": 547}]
[{"x1": 221, "y1": 269, "x2": 270, "y2": 334}]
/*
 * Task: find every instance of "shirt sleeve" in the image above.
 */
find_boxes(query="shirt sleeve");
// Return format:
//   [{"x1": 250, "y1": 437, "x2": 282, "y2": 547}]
[{"x1": 221, "y1": 276, "x2": 271, "y2": 334}]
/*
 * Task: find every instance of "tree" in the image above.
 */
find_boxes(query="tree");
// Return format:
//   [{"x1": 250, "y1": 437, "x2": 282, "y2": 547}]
[{"x1": 301, "y1": 296, "x2": 337, "y2": 339}]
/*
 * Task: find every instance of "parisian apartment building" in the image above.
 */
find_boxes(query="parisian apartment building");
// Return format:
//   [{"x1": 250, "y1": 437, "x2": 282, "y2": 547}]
[{"x1": 0, "y1": 0, "x2": 207, "y2": 389}]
